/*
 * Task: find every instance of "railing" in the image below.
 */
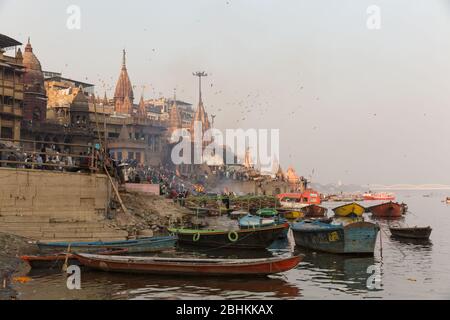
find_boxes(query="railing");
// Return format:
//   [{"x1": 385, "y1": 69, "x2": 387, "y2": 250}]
[{"x1": 0, "y1": 137, "x2": 102, "y2": 173}]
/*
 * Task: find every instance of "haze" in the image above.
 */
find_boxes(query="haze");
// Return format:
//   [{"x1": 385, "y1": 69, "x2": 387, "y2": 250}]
[{"x1": 1, "y1": 0, "x2": 449, "y2": 185}]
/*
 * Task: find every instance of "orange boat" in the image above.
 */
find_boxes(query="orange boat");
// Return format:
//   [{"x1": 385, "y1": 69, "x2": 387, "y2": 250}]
[
  {"x1": 367, "y1": 201, "x2": 405, "y2": 218},
  {"x1": 277, "y1": 189, "x2": 321, "y2": 210}
]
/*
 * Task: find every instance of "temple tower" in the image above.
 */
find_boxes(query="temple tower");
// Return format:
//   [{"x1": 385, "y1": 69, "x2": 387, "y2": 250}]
[{"x1": 113, "y1": 49, "x2": 134, "y2": 114}]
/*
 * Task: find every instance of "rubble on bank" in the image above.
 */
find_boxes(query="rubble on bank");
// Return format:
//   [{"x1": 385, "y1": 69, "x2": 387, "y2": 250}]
[{"x1": 111, "y1": 192, "x2": 193, "y2": 236}]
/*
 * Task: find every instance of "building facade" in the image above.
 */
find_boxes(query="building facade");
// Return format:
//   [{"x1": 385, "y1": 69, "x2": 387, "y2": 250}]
[{"x1": 0, "y1": 34, "x2": 24, "y2": 141}]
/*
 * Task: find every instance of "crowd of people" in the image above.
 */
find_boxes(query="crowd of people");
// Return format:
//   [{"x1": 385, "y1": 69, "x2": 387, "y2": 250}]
[{"x1": 0, "y1": 143, "x2": 102, "y2": 173}]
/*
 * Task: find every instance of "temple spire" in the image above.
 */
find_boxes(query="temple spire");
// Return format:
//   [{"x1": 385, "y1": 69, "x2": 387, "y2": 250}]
[{"x1": 122, "y1": 49, "x2": 126, "y2": 69}]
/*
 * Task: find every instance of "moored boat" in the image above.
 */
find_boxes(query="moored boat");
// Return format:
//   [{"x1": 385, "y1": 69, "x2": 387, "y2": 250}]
[
  {"x1": 21, "y1": 249, "x2": 128, "y2": 269},
  {"x1": 228, "y1": 210, "x2": 250, "y2": 220},
  {"x1": 256, "y1": 208, "x2": 278, "y2": 217},
  {"x1": 389, "y1": 226, "x2": 432, "y2": 240},
  {"x1": 300, "y1": 204, "x2": 328, "y2": 217},
  {"x1": 73, "y1": 253, "x2": 303, "y2": 276},
  {"x1": 238, "y1": 214, "x2": 276, "y2": 229},
  {"x1": 367, "y1": 201, "x2": 404, "y2": 218},
  {"x1": 291, "y1": 221, "x2": 379, "y2": 254},
  {"x1": 168, "y1": 223, "x2": 289, "y2": 249},
  {"x1": 238, "y1": 215, "x2": 289, "y2": 238},
  {"x1": 332, "y1": 202, "x2": 365, "y2": 217},
  {"x1": 276, "y1": 189, "x2": 321, "y2": 210},
  {"x1": 37, "y1": 236, "x2": 177, "y2": 254},
  {"x1": 283, "y1": 211, "x2": 304, "y2": 219},
  {"x1": 363, "y1": 192, "x2": 395, "y2": 201}
]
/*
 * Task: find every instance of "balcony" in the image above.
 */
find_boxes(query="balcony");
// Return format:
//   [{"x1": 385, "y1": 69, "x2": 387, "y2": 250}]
[{"x1": 0, "y1": 104, "x2": 22, "y2": 117}]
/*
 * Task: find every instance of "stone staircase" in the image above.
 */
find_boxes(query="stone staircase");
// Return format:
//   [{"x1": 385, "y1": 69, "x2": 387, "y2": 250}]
[{"x1": 0, "y1": 214, "x2": 128, "y2": 242}]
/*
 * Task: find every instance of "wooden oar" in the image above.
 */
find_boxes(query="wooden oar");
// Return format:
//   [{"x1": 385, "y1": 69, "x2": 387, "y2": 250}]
[{"x1": 62, "y1": 244, "x2": 71, "y2": 272}]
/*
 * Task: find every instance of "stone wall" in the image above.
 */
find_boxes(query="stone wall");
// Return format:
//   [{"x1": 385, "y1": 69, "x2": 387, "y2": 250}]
[
  {"x1": 0, "y1": 167, "x2": 110, "y2": 219},
  {"x1": 0, "y1": 168, "x2": 128, "y2": 241}
]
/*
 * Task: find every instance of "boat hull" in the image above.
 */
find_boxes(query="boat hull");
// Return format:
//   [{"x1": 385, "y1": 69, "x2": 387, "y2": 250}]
[
  {"x1": 37, "y1": 236, "x2": 177, "y2": 254},
  {"x1": 169, "y1": 224, "x2": 289, "y2": 249},
  {"x1": 283, "y1": 211, "x2": 304, "y2": 219},
  {"x1": 21, "y1": 249, "x2": 128, "y2": 269},
  {"x1": 74, "y1": 253, "x2": 303, "y2": 276},
  {"x1": 368, "y1": 202, "x2": 403, "y2": 218},
  {"x1": 332, "y1": 203, "x2": 365, "y2": 217},
  {"x1": 389, "y1": 227, "x2": 432, "y2": 239},
  {"x1": 292, "y1": 221, "x2": 379, "y2": 254},
  {"x1": 300, "y1": 204, "x2": 328, "y2": 217}
]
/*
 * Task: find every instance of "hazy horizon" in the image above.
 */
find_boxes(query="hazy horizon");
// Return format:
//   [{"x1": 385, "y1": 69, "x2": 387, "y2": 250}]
[{"x1": 1, "y1": 0, "x2": 449, "y2": 185}]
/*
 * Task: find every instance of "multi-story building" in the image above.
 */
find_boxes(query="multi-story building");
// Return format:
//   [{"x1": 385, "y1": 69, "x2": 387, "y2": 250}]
[{"x1": 0, "y1": 34, "x2": 24, "y2": 141}]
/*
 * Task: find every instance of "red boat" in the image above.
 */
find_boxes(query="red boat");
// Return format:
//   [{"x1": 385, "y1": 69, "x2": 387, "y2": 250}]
[
  {"x1": 277, "y1": 189, "x2": 321, "y2": 210},
  {"x1": 21, "y1": 249, "x2": 128, "y2": 269},
  {"x1": 363, "y1": 192, "x2": 395, "y2": 201},
  {"x1": 367, "y1": 201, "x2": 404, "y2": 218},
  {"x1": 74, "y1": 253, "x2": 303, "y2": 276}
]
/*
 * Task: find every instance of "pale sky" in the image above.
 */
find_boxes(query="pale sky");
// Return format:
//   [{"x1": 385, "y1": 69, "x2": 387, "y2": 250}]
[{"x1": 1, "y1": 0, "x2": 450, "y2": 185}]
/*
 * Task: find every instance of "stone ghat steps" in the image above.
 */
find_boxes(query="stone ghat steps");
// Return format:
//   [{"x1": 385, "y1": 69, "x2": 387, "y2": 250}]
[
  {"x1": 0, "y1": 216, "x2": 128, "y2": 242},
  {"x1": 0, "y1": 228, "x2": 129, "y2": 242},
  {"x1": 0, "y1": 210, "x2": 106, "y2": 221}
]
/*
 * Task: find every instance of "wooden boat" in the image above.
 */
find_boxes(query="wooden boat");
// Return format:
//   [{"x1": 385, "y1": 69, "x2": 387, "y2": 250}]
[
  {"x1": 238, "y1": 215, "x2": 289, "y2": 238},
  {"x1": 73, "y1": 253, "x2": 303, "y2": 276},
  {"x1": 238, "y1": 214, "x2": 276, "y2": 228},
  {"x1": 21, "y1": 249, "x2": 128, "y2": 269},
  {"x1": 363, "y1": 192, "x2": 395, "y2": 201},
  {"x1": 228, "y1": 210, "x2": 250, "y2": 220},
  {"x1": 256, "y1": 208, "x2": 278, "y2": 217},
  {"x1": 389, "y1": 226, "x2": 432, "y2": 240},
  {"x1": 291, "y1": 221, "x2": 379, "y2": 254},
  {"x1": 332, "y1": 202, "x2": 365, "y2": 217},
  {"x1": 283, "y1": 211, "x2": 304, "y2": 219},
  {"x1": 168, "y1": 223, "x2": 289, "y2": 249},
  {"x1": 276, "y1": 189, "x2": 322, "y2": 210},
  {"x1": 367, "y1": 201, "x2": 404, "y2": 218},
  {"x1": 300, "y1": 204, "x2": 328, "y2": 217},
  {"x1": 37, "y1": 236, "x2": 177, "y2": 254}
]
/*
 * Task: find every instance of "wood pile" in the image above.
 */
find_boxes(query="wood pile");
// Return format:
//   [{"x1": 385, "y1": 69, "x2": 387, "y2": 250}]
[{"x1": 185, "y1": 195, "x2": 280, "y2": 212}]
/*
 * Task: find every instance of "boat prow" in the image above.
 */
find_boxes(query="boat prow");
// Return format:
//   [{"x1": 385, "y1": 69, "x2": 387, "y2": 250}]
[{"x1": 332, "y1": 202, "x2": 365, "y2": 218}]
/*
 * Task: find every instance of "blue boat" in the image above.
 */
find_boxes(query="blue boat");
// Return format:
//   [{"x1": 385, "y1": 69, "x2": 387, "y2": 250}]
[
  {"x1": 239, "y1": 214, "x2": 289, "y2": 238},
  {"x1": 37, "y1": 236, "x2": 177, "y2": 254},
  {"x1": 291, "y1": 221, "x2": 379, "y2": 255}
]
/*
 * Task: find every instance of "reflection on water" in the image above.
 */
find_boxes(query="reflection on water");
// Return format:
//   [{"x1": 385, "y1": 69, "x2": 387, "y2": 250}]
[
  {"x1": 8, "y1": 191, "x2": 450, "y2": 299},
  {"x1": 295, "y1": 249, "x2": 377, "y2": 295}
]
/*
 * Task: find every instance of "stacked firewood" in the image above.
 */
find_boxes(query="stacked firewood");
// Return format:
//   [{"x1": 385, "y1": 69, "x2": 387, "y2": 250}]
[{"x1": 184, "y1": 195, "x2": 280, "y2": 212}]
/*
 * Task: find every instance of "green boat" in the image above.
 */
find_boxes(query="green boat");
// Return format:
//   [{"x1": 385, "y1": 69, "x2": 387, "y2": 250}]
[
  {"x1": 256, "y1": 208, "x2": 278, "y2": 217},
  {"x1": 168, "y1": 223, "x2": 289, "y2": 249}
]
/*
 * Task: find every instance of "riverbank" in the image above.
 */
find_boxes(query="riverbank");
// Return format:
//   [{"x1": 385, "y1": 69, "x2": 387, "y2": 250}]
[{"x1": 0, "y1": 233, "x2": 38, "y2": 299}]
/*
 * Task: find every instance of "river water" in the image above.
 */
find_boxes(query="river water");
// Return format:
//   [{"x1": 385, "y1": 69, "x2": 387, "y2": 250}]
[{"x1": 10, "y1": 190, "x2": 450, "y2": 300}]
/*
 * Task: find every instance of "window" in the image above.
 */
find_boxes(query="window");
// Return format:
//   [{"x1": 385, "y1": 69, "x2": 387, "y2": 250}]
[
  {"x1": 117, "y1": 152, "x2": 122, "y2": 161},
  {"x1": 136, "y1": 152, "x2": 141, "y2": 163},
  {"x1": 128, "y1": 152, "x2": 134, "y2": 160},
  {"x1": 0, "y1": 127, "x2": 13, "y2": 139}
]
